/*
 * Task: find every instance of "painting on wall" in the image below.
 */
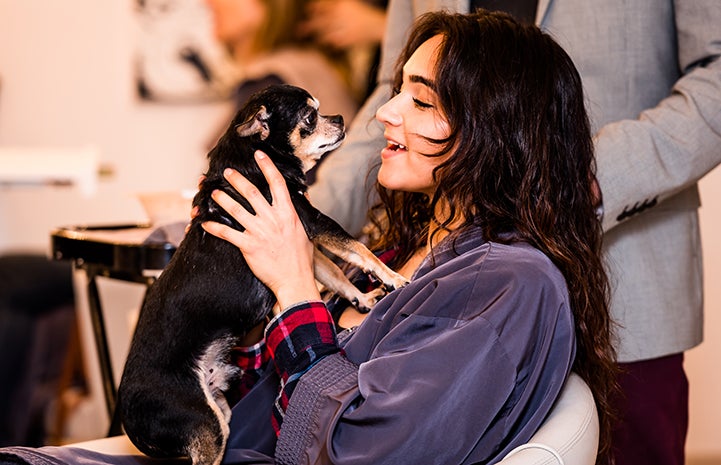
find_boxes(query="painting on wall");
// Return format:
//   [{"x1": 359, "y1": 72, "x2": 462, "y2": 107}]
[{"x1": 134, "y1": 0, "x2": 236, "y2": 102}]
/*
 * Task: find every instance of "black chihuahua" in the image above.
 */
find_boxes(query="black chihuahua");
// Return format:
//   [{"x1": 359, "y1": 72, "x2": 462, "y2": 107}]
[{"x1": 117, "y1": 84, "x2": 407, "y2": 465}]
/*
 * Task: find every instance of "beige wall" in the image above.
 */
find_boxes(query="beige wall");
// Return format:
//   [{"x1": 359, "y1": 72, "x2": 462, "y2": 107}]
[
  {"x1": 0, "y1": 0, "x2": 719, "y2": 457},
  {"x1": 0, "y1": 0, "x2": 233, "y2": 252},
  {"x1": 687, "y1": 168, "x2": 721, "y2": 460}
]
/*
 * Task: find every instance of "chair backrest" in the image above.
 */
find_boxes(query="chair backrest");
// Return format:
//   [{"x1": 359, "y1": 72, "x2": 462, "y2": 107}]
[{"x1": 498, "y1": 373, "x2": 599, "y2": 465}]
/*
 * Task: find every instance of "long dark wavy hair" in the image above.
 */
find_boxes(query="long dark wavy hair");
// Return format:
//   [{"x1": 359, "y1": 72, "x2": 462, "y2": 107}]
[{"x1": 369, "y1": 10, "x2": 618, "y2": 465}]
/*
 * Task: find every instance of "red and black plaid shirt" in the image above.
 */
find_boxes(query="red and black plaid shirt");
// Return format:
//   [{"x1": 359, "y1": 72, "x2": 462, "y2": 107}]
[{"x1": 234, "y1": 300, "x2": 339, "y2": 435}]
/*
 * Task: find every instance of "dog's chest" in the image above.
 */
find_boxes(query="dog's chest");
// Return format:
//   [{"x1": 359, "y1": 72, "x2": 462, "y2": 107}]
[{"x1": 194, "y1": 335, "x2": 241, "y2": 393}]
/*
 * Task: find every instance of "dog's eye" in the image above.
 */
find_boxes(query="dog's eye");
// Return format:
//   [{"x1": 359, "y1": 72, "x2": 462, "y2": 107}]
[{"x1": 304, "y1": 112, "x2": 317, "y2": 127}]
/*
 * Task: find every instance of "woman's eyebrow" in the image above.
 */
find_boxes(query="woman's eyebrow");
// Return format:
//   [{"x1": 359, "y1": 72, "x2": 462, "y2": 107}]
[{"x1": 409, "y1": 74, "x2": 437, "y2": 91}]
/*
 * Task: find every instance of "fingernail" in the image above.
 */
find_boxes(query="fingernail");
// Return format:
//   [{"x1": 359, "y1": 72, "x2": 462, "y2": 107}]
[
  {"x1": 224, "y1": 168, "x2": 233, "y2": 177},
  {"x1": 255, "y1": 150, "x2": 266, "y2": 160}
]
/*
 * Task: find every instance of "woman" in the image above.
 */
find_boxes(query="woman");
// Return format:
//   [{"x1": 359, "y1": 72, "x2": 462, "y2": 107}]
[
  {"x1": 0, "y1": 9, "x2": 616, "y2": 465},
  {"x1": 205, "y1": 9, "x2": 617, "y2": 465}
]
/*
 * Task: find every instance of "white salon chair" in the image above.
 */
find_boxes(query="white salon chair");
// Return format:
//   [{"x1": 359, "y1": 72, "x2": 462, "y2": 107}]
[
  {"x1": 69, "y1": 373, "x2": 598, "y2": 464},
  {"x1": 499, "y1": 373, "x2": 599, "y2": 465}
]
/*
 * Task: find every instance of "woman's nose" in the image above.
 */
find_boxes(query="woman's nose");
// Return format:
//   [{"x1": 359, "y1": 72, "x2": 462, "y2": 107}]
[{"x1": 376, "y1": 96, "x2": 402, "y2": 126}]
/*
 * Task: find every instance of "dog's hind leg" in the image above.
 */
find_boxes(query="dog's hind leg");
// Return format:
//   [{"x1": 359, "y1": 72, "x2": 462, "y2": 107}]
[
  {"x1": 187, "y1": 426, "x2": 226, "y2": 465},
  {"x1": 190, "y1": 337, "x2": 240, "y2": 465}
]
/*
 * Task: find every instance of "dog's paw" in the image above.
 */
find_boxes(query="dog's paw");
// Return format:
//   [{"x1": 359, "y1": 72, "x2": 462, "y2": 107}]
[
  {"x1": 382, "y1": 272, "x2": 409, "y2": 292},
  {"x1": 352, "y1": 288, "x2": 387, "y2": 313}
]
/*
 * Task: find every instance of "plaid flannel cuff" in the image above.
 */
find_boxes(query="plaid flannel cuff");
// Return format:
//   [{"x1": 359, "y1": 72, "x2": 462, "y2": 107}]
[
  {"x1": 265, "y1": 301, "x2": 338, "y2": 382},
  {"x1": 231, "y1": 340, "x2": 269, "y2": 399},
  {"x1": 266, "y1": 301, "x2": 339, "y2": 434},
  {"x1": 233, "y1": 340, "x2": 268, "y2": 371}
]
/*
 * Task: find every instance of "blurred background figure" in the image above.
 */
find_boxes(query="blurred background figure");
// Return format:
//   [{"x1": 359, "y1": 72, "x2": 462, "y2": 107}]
[
  {"x1": 135, "y1": 0, "x2": 238, "y2": 102},
  {"x1": 298, "y1": 0, "x2": 388, "y2": 101},
  {"x1": 0, "y1": 254, "x2": 77, "y2": 447},
  {"x1": 204, "y1": 0, "x2": 360, "y2": 139}
]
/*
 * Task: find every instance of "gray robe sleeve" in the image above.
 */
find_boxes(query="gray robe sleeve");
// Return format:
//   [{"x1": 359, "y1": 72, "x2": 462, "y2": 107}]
[{"x1": 275, "y1": 242, "x2": 575, "y2": 465}]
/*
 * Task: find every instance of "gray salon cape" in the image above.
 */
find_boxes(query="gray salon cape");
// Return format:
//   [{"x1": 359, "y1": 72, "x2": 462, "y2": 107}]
[{"x1": 0, "y1": 227, "x2": 576, "y2": 465}]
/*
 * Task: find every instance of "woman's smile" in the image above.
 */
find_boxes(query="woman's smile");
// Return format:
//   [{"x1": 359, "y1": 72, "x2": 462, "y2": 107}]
[
  {"x1": 381, "y1": 137, "x2": 408, "y2": 159},
  {"x1": 375, "y1": 34, "x2": 450, "y2": 195}
]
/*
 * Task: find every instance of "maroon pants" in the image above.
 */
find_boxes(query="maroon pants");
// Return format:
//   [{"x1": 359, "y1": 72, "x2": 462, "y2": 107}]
[{"x1": 611, "y1": 353, "x2": 688, "y2": 465}]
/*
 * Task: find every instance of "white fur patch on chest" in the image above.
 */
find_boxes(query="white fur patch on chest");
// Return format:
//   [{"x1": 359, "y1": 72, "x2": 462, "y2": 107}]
[{"x1": 194, "y1": 336, "x2": 241, "y2": 424}]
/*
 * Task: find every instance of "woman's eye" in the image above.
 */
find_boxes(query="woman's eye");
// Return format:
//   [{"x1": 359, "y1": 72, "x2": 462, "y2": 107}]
[
  {"x1": 413, "y1": 98, "x2": 433, "y2": 109},
  {"x1": 392, "y1": 84, "x2": 434, "y2": 108}
]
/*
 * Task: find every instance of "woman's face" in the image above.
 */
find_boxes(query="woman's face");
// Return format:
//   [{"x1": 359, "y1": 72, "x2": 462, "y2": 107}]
[
  {"x1": 375, "y1": 34, "x2": 452, "y2": 196},
  {"x1": 205, "y1": 0, "x2": 266, "y2": 46}
]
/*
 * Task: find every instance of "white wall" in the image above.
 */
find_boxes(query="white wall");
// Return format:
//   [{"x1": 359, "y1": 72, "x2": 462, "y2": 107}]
[
  {"x1": 0, "y1": 0, "x2": 233, "y2": 253},
  {"x1": 1, "y1": 0, "x2": 719, "y2": 458}
]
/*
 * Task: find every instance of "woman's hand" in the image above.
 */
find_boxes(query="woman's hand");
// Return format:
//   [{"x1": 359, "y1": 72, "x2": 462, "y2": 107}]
[{"x1": 201, "y1": 150, "x2": 321, "y2": 311}]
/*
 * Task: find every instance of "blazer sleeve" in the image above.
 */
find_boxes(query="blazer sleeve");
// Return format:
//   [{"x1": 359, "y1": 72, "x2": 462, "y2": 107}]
[{"x1": 595, "y1": 0, "x2": 721, "y2": 231}]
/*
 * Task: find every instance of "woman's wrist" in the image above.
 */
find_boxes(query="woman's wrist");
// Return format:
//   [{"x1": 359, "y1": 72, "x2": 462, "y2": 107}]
[{"x1": 273, "y1": 279, "x2": 322, "y2": 312}]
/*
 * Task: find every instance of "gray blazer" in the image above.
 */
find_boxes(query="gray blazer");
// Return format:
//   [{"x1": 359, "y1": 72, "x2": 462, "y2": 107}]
[{"x1": 308, "y1": 0, "x2": 721, "y2": 362}]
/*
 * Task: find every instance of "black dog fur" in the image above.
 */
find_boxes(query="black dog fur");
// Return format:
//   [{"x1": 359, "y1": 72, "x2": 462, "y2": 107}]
[{"x1": 117, "y1": 85, "x2": 406, "y2": 465}]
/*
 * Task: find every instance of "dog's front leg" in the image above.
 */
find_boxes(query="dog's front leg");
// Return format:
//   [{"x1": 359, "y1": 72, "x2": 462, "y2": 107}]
[
  {"x1": 313, "y1": 234, "x2": 409, "y2": 292},
  {"x1": 313, "y1": 249, "x2": 385, "y2": 312}
]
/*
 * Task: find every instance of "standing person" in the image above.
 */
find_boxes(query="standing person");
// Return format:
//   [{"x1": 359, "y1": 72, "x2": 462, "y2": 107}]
[
  {"x1": 297, "y1": 0, "x2": 388, "y2": 100},
  {"x1": 0, "y1": 10, "x2": 616, "y2": 465},
  {"x1": 0, "y1": 254, "x2": 76, "y2": 447},
  {"x1": 205, "y1": 0, "x2": 359, "y2": 136},
  {"x1": 307, "y1": 1, "x2": 721, "y2": 464}
]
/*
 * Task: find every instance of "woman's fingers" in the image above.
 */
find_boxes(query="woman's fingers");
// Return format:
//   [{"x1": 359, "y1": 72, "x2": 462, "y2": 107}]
[
  {"x1": 211, "y1": 188, "x2": 259, "y2": 231},
  {"x1": 185, "y1": 205, "x2": 200, "y2": 233},
  {"x1": 219, "y1": 151, "x2": 292, "y2": 219},
  {"x1": 205, "y1": 150, "x2": 294, "y2": 237},
  {"x1": 253, "y1": 151, "x2": 293, "y2": 210},
  {"x1": 201, "y1": 218, "x2": 246, "y2": 250},
  {"x1": 201, "y1": 151, "x2": 319, "y2": 308}
]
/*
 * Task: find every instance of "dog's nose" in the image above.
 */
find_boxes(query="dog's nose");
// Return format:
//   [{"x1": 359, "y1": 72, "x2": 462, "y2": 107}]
[{"x1": 328, "y1": 115, "x2": 344, "y2": 127}]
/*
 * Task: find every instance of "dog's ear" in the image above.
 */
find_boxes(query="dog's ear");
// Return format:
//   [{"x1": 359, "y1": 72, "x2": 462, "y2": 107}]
[{"x1": 236, "y1": 106, "x2": 270, "y2": 140}]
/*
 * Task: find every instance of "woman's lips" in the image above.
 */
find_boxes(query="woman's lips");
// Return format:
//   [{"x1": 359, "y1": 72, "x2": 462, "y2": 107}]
[{"x1": 381, "y1": 139, "x2": 407, "y2": 159}]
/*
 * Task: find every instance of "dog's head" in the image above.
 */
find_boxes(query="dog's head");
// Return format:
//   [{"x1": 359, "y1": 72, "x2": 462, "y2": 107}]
[
  {"x1": 226, "y1": 84, "x2": 345, "y2": 174},
  {"x1": 195, "y1": 84, "x2": 345, "y2": 226}
]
